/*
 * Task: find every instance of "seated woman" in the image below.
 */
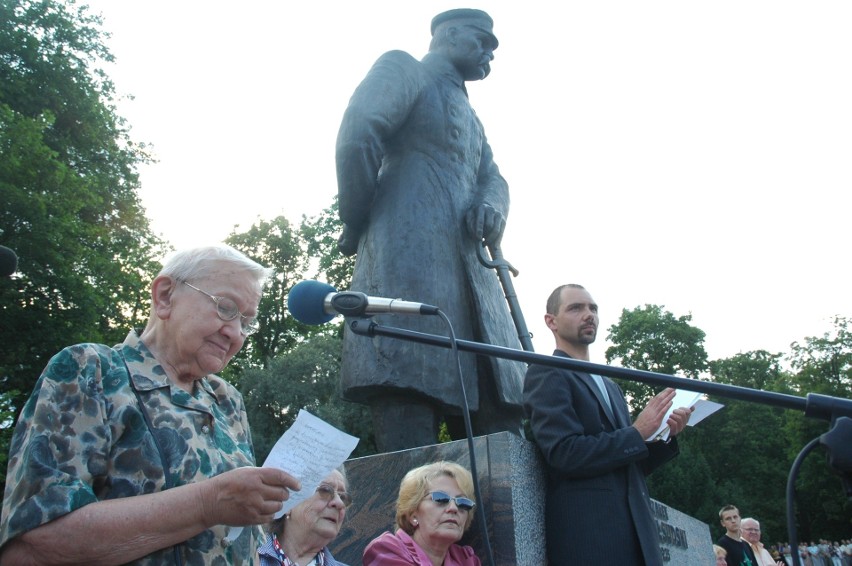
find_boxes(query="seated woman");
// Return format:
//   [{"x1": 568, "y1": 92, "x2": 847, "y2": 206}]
[
  {"x1": 259, "y1": 468, "x2": 351, "y2": 566},
  {"x1": 363, "y1": 461, "x2": 480, "y2": 566}
]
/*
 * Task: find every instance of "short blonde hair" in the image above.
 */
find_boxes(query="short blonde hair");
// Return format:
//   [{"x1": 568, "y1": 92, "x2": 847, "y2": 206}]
[
  {"x1": 713, "y1": 544, "x2": 727, "y2": 558},
  {"x1": 395, "y1": 461, "x2": 475, "y2": 535}
]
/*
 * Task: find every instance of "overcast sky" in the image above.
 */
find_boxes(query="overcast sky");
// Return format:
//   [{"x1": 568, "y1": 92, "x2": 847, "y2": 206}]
[{"x1": 84, "y1": 0, "x2": 852, "y2": 366}]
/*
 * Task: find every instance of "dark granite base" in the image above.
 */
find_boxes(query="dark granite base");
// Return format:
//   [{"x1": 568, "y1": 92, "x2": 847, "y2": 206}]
[{"x1": 330, "y1": 431, "x2": 713, "y2": 565}]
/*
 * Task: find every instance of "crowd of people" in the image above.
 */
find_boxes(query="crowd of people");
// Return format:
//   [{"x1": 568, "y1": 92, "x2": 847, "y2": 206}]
[
  {"x1": 774, "y1": 540, "x2": 852, "y2": 566},
  {"x1": 714, "y1": 504, "x2": 851, "y2": 566}
]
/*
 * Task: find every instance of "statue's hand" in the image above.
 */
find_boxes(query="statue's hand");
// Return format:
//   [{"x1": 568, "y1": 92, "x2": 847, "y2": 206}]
[
  {"x1": 465, "y1": 204, "x2": 505, "y2": 246},
  {"x1": 338, "y1": 225, "x2": 359, "y2": 257}
]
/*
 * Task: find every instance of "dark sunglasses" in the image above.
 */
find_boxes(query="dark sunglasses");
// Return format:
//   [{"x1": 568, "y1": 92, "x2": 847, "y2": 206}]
[{"x1": 427, "y1": 490, "x2": 475, "y2": 511}]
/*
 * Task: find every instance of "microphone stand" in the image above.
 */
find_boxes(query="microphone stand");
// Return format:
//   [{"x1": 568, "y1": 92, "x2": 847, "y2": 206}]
[
  {"x1": 347, "y1": 317, "x2": 852, "y2": 559},
  {"x1": 347, "y1": 317, "x2": 852, "y2": 419}
]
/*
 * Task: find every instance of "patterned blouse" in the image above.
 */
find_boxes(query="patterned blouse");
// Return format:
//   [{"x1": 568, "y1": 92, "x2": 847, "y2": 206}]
[{"x1": 0, "y1": 331, "x2": 264, "y2": 565}]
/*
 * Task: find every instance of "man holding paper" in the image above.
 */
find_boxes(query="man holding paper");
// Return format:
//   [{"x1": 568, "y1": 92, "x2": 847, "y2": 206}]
[{"x1": 523, "y1": 283, "x2": 693, "y2": 565}]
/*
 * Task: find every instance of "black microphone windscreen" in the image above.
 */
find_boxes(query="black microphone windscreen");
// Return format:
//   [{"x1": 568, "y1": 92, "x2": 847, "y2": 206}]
[
  {"x1": 288, "y1": 280, "x2": 337, "y2": 325},
  {"x1": 0, "y1": 246, "x2": 17, "y2": 277}
]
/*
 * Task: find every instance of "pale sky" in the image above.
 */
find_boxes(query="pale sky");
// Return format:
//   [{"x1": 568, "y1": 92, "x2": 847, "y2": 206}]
[{"x1": 85, "y1": 1, "x2": 851, "y2": 366}]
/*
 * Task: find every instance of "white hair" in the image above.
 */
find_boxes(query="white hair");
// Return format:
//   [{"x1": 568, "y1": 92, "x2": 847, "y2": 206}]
[{"x1": 158, "y1": 245, "x2": 272, "y2": 286}]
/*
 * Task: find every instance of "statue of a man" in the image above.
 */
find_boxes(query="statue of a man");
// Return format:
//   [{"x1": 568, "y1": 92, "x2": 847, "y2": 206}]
[{"x1": 335, "y1": 9, "x2": 525, "y2": 452}]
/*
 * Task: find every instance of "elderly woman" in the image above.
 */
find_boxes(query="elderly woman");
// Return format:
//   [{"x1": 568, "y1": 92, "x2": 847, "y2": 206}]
[
  {"x1": 363, "y1": 461, "x2": 480, "y2": 566},
  {"x1": 259, "y1": 468, "x2": 350, "y2": 566},
  {"x1": 714, "y1": 544, "x2": 728, "y2": 566},
  {"x1": 0, "y1": 246, "x2": 300, "y2": 565}
]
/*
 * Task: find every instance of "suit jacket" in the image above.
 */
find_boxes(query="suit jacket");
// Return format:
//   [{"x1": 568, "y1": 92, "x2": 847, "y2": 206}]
[
  {"x1": 335, "y1": 50, "x2": 524, "y2": 410},
  {"x1": 523, "y1": 350, "x2": 679, "y2": 565}
]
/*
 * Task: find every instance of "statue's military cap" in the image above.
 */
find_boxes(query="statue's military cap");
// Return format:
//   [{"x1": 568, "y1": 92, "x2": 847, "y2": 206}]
[{"x1": 430, "y1": 9, "x2": 498, "y2": 48}]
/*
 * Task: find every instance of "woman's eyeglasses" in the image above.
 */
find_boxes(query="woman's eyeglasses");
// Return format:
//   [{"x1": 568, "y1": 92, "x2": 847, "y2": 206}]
[
  {"x1": 183, "y1": 281, "x2": 259, "y2": 336},
  {"x1": 426, "y1": 491, "x2": 475, "y2": 511},
  {"x1": 316, "y1": 483, "x2": 352, "y2": 507}
]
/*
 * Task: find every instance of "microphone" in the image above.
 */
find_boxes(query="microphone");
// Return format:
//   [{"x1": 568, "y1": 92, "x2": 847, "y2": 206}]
[
  {"x1": 287, "y1": 280, "x2": 440, "y2": 325},
  {"x1": 0, "y1": 246, "x2": 17, "y2": 277}
]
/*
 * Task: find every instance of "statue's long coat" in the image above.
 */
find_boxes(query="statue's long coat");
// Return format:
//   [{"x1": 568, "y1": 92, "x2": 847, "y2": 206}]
[{"x1": 335, "y1": 50, "x2": 524, "y2": 411}]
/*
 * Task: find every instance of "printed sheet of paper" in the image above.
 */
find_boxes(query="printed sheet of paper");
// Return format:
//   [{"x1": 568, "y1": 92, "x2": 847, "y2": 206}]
[
  {"x1": 263, "y1": 408, "x2": 359, "y2": 518},
  {"x1": 645, "y1": 389, "x2": 724, "y2": 442}
]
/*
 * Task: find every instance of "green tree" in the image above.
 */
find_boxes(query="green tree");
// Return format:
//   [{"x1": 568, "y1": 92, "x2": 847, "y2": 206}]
[
  {"x1": 224, "y1": 215, "x2": 310, "y2": 378},
  {"x1": 783, "y1": 317, "x2": 852, "y2": 540},
  {"x1": 300, "y1": 198, "x2": 354, "y2": 292},
  {"x1": 1, "y1": 0, "x2": 165, "y2": 494},
  {"x1": 240, "y1": 332, "x2": 376, "y2": 464},
  {"x1": 605, "y1": 304, "x2": 709, "y2": 414},
  {"x1": 226, "y1": 205, "x2": 373, "y2": 460},
  {"x1": 703, "y1": 351, "x2": 793, "y2": 542}
]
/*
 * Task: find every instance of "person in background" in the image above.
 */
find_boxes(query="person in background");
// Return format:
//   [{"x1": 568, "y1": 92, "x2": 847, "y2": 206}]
[
  {"x1": 259, "y1": 468, "x2": 351, "y2": 566},
  {"x1": 523, "y1": 283, "x2": 692, "y2": 565},
  {"x1": 717, "y1": 505, "x2": 759, "y2": 566},
  {"x1": 363, "y1": 461, "x2": 480, "y2": 566},
  {"x1": 0, "y1": 245, "x2": 300, "y2": 565},
  {"x1": 741, "y1": 517, "x2": 785, "y2": 566},
  {"x1": 841, "y1": 539, "x2": 852, "y2": 566},
  {"x1": 830, "y1": 541, "x2": 843, "y2": 566},
  {"x1": 715, "y1": 545, "x2": 730, "y2": 566},
  {"x1": 810, "y1": 542, "x2": 825, "y2": 566}
]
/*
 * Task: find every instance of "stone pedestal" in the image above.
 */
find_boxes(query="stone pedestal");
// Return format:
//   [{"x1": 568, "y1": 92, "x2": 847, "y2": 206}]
[{"x1": 330, "y1": 431, "x2": 713, "y2": 565}]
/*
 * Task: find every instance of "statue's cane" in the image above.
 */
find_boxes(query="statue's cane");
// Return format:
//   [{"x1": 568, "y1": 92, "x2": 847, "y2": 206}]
[{"x1": 477, "y1": 241, "x2": 534, "y2": 352}]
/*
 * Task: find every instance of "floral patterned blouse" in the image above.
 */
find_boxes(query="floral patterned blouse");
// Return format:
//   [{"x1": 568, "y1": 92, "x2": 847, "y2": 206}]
[{"x1": 0, "y1": 331, "x2": 264, "y2": 565}]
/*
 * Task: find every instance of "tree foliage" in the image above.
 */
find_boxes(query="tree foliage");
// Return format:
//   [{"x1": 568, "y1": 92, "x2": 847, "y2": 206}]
[
  {"x1": 299, "y1": 198, "x2": 354, "y2": 292},
  {"x1": 603, "y1": 305, "x2": 851, "y2": 543},
  {"x1": 224, "y1": 205, "x2": 371, "y2": 461},
  {"x1": 1, "y1": 0, "x2": 166, "y2": 492},
  {"x1": 240, "y1": 333, "x2": 375, "y2": 463},
  {"x1": 0, "y1": 0, "x2": 165, "y2": 406},
  {"x1": 221, "y1": 203, "x2": 355, "y2": 381},
  {"x1": 701, "y1": 351, "x2": 794, "y2": 542},
  {"x1": 605, "y1": 304, "x2": 708, "y2": 415},
  {"x1": 782, "y1": 317, "x2": 852, "y2": 540},
  {"x1": 224, "y1": 215, "x2": 310, "y2": 378}
]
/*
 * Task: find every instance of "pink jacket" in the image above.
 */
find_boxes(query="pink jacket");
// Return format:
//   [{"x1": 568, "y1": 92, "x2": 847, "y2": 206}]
[{"x1": 363, "y1": 529, "x2": 481, "y2": 566}]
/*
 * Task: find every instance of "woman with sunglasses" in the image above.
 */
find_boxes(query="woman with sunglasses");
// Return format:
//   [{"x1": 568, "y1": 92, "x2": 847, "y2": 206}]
[
  {"x1": 259, "y1": 468, "x2": 351, "y2": 566},
  {"x1": 363, "y1": 461, "x2": 480, "y2": 566}
]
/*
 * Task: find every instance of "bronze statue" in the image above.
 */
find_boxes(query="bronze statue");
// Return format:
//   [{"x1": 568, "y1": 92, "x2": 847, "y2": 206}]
[{"x1": 335, "y1": 9, "x2": 525, "y2": 452}]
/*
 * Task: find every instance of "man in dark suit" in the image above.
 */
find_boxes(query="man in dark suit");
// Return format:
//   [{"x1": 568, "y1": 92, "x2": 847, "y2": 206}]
[{"x1": 524, "y1": 284, "x2": 693, "y2": 565}]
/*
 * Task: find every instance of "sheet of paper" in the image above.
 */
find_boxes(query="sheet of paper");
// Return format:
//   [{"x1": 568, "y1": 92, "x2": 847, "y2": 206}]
[
  {"x1": 225, "y1": 409, "x2": 359, "y2": 542},
  {"x1": 645, "y1": 389, "x2": 723, "y2": 442},
  {"x1": 687, "y1": 399, "x2": 724, "y2": 426}
]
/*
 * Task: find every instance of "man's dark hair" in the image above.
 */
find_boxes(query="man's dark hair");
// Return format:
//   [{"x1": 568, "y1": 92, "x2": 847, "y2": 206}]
[
  {"x1": 719, "y1": 504, "x2": 739, "y2": 519},
  {"x1": 546, "y1": 284, "x2": 586, "y2": 315}
]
